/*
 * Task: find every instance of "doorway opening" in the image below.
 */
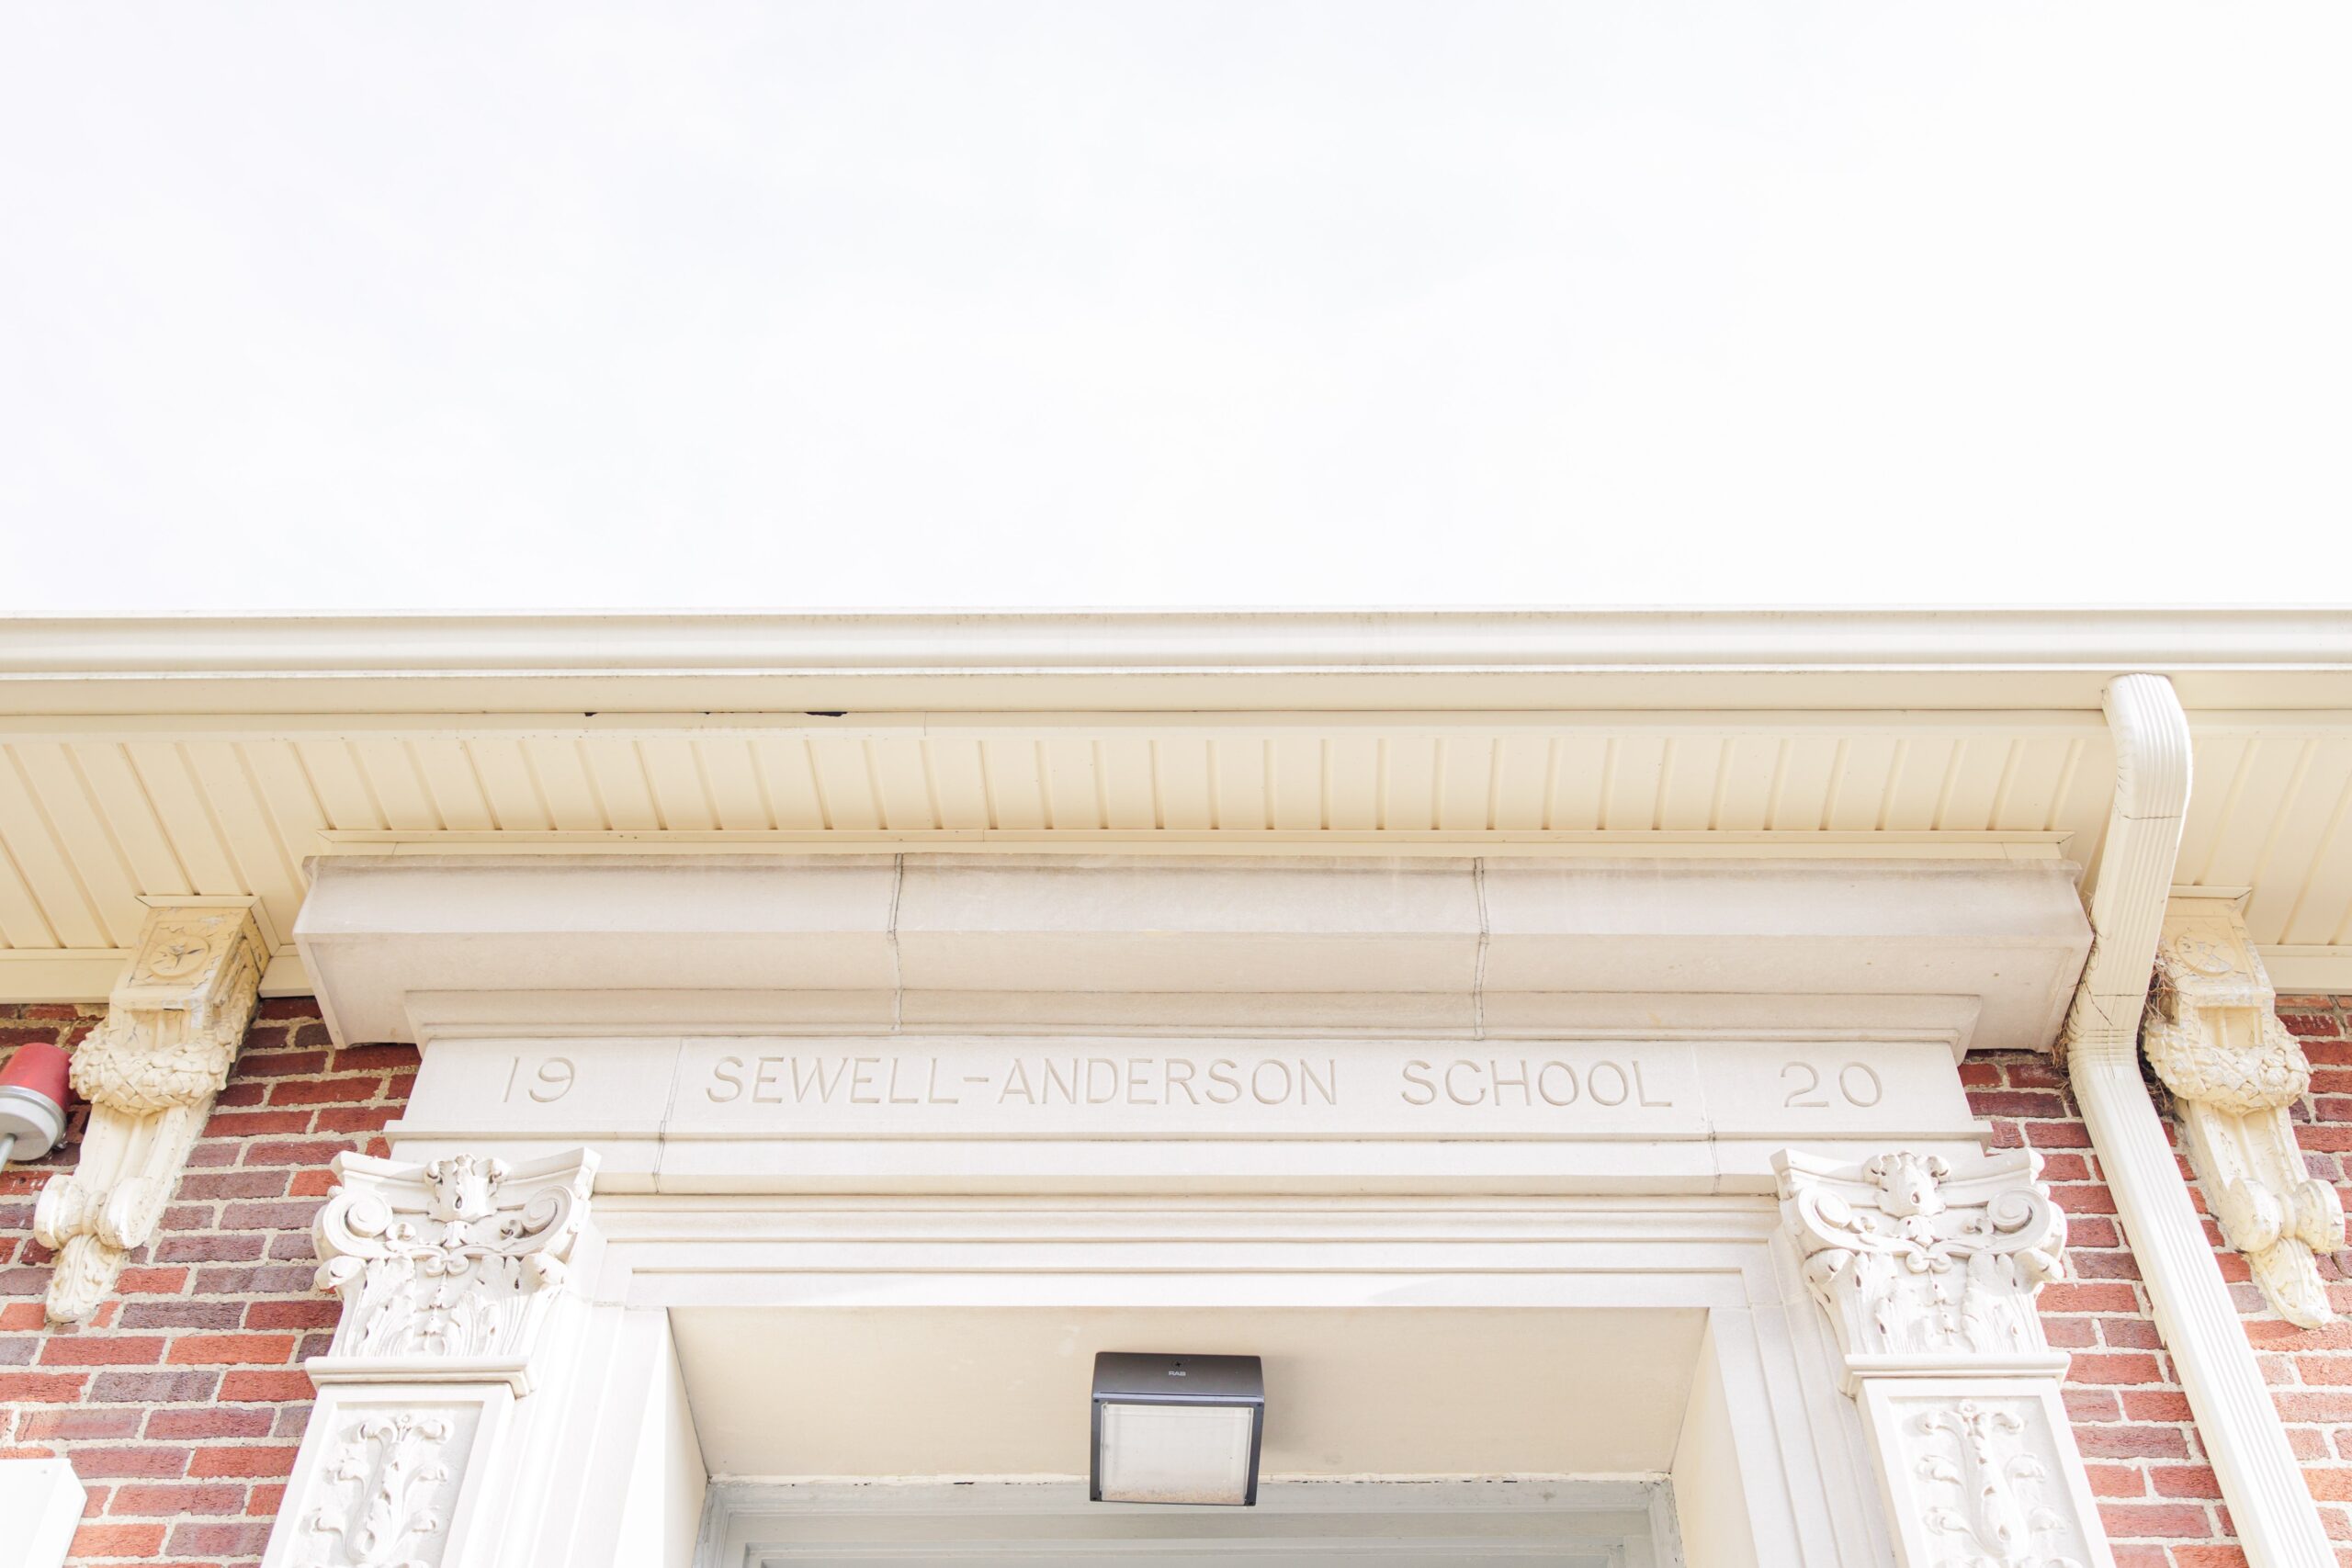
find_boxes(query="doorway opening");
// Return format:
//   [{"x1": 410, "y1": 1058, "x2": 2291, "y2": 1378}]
[{"x1": 696, "y1": 1477, "x2": 1683, "y2": 1566}]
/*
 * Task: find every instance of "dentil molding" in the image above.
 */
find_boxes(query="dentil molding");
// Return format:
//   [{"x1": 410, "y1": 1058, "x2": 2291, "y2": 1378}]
[
  {"x1": 2142, "y1": 898, "x2": 2348, "y2": 1327},
  {"x1": 1778, "y1": 1146, "x2": 2113, "y2": 1568},
  {"x1": 33, "y1": 906, "x2": 266, "y2": 1325}
]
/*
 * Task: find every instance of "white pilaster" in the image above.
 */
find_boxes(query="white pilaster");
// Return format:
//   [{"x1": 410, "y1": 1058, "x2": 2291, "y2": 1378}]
[
  {"x1": 262, "y1": 1147, "x2": 598, "y2": 1568},
  {"x1": 1778, "y1": 1146, "x2": 2115, "y2": 1568}
]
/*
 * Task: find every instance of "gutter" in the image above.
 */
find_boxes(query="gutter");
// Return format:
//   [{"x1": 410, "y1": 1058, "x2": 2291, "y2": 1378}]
[
  {"x1": 6, "y1": 606, "x2": 2352, "y2": 720},
  {"x1": 2064, "y1": 674, "x2": 2331, "y2": 1565},
  {"x1": 4, "y1": 606, "x2": 2352, "y2": 679}
]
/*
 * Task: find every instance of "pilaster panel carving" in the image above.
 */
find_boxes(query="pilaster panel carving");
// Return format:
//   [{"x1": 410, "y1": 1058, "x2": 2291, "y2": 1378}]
[
  {"x1": 2143, "y1": 899, "x2": 2346, "y2": 1327},
  {"x1": 300, "y1": 1403, "x2": 479, "y2": 1568},
  {"x1": 33, "y1": 906, "x2": 266, "y2": 1324},
  {"x1": 1779, "y1": 1147, "x2": 2113, "y2": 1568},
  {"x1": 313, "y1": 1148, "x2": 597, "y2": 1380},
  {"x1": 1862, "y1": 1383, "x2": 2096, "y2": 1568}
]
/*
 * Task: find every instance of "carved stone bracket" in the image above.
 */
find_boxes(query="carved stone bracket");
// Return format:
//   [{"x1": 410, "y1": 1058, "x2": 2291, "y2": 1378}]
[
  {"x1": 33, "y1": 906, "x2": 266, "y2": 1324},
  {"x1": 311, "y1": 1147, "x2": 598, "y2": 1391},
  {"x1": 1779, "y1": 1146, "x2": 2115, "y2": 1568},
  {"x1": 2143, "y1": 899, "x2": 2347, "y2": 1328}
]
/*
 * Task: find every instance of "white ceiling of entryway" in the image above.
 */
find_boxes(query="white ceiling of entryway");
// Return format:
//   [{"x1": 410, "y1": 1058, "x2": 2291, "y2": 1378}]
[{"x1": 670, "y1": 1306, "x2": 1706, "y2": 1481}]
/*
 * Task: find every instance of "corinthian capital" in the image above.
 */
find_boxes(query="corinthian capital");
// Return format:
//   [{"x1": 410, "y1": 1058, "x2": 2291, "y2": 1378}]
[
  {"x1": 312, "y1": 1147, "x2": 598, "y2": 1391},
  {"x1": 34, "y1": 905, "x2": 266, "y2": 1323},
  {"x1": 1777, "y1": 1146, "x2": 2067, "y2": 1378},
  {"x1": 1779, "y1": 1145, "x2": 2111, "y2": 1567},
  {"x1": 2143, "y1": 898, "x2": 2346, "y2": 1326}
]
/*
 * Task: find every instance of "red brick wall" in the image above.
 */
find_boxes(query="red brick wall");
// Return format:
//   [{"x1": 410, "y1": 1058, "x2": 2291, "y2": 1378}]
[
  {"x1": 0, "y1": 999, "x2": 414, "y2": 1567},
  {"x1": 4, "y1": 998, "x2": 2349, "y2": 1566},
  {"x1": 1967, "y1": 1001, "x2": 2352, "y2": 1568}
]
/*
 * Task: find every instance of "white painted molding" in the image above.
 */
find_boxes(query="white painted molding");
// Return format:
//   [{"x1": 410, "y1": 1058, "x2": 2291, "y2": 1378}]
[
  {"x1": 1776, "y1": 1145, "x2": 2113, "y2": 1568},
  {"x1": 5, "y1": 607, "x2": 2352, "y2": 719},
  {"x1": 32, "y1": 905, "x2": 266, "y2": 1324},
  {"x1": 2257, "y1": 945, "x2": 2352, "y2": 992},
  {"x1": 2144, "y1": 901, "x2": 2346, "y2": 1327},
  {"x1": 695, "y1": 1479, "x2": 1679, "y2": 1568},
  {"x1": 7, "y1": 606, "x2": 2352, "y2": 681},
  {"x1": 2061, "y1": 674, "x2": 2335, "y2": 1568},
  {"x1": 0, "y1": 1457, "x2": 87, "y2": 1568},
  {"x1": 0, "y1": 948, "x2": 310, "y2": 1007}
]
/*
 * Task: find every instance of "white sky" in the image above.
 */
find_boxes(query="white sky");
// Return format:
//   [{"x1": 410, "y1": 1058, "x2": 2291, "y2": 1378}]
[{"x1": 2, "y1": 4, "x2": 2346, "y2": 612}]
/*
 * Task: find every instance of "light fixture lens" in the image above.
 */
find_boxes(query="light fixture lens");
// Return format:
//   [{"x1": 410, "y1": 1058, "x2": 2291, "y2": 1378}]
[
  {"x1": 1091, "y1": 1352, "x2": 1264, "y2": 1506},
  {"x1": 1095, "y1": 1401, "x2": 1258, "y2": 1506}
]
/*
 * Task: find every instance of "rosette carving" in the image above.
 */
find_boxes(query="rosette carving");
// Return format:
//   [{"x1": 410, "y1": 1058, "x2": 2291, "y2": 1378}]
[
  {"x1": 1779, "y1": 1147, "x2": 2066, "y2": 1365},
  {"x1": 2143, "y1": 901, "x2": 2346, "y2": 1327},
  {"x1": 33, "y1": 907, "x2": 266, "y2": 1324},
  {"x1": 314, "y1": 1149, "x2": 597, "y2": 1366}
]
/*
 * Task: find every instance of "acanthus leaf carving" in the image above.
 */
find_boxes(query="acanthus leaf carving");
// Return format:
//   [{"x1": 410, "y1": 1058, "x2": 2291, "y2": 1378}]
[
  {"x1": 1905, "y1": 1397, "x2": 2087, "y2": 1568},
  {"x1": 1778, "y1": 1147, "x2": 2066, "y2": 1366},
  {"x1": 2143, "y1": 901, "x2": 2347, "y2": 1328},
  {"x1": 314, "y1": 1148, "x2": 597, "y2": 1366},
  {"x1": 302, "y1": 1407, "x2": 472, "y2": 1568},
  {"x1": 32, "y1": 906, "x2": 266, "y2": 1324}
]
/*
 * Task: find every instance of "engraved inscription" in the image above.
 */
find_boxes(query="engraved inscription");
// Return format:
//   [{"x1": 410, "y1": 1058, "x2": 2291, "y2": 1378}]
[
  {"x1": 503, "y1": 1056, "x2": 574, "y2": 1104},
  {"x1": 1398, "y1": 1058, "x2": 1670, "y2": 1109},
  {"x1": 403, "y1": 1036, "x2": 1977, "y2": 1146},
  {"x1": 1783, "y1": 1059, "x2": 1883, "y2": 1110},
  {"x1": 707, "y1": 1054, "x2": 1346, "y2": 1108},
  {"x1": 701, "y1": 1052, "x2": 1675, "y2": 1114}
]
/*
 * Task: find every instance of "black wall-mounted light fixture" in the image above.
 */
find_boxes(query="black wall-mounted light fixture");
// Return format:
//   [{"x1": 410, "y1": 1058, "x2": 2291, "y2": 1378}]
[{"x1": 1090, "y1": 1351, "x2": 1264, "y2": 1506}]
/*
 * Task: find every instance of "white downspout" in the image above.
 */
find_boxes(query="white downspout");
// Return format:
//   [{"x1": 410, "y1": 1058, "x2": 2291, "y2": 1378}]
[{"x1": 2064, "y1": 674, "x2": 2331, "y2": 1565}]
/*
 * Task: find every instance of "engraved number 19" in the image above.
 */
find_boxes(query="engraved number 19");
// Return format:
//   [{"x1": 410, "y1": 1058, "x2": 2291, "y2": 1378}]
[{"x1": 503, "y1": 1055, "x2": 575, "y2": 1103}]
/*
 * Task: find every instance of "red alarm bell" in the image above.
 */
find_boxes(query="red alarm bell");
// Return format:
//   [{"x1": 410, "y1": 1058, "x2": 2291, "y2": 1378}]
[{"x1": 0, "y1": 1040, "x2": 72, "y2": 1169}]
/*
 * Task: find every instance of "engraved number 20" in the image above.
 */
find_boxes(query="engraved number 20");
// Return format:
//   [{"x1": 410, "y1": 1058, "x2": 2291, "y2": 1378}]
[{"x1": 1781, "y1": 1061, "x2": 1883, "y2": 1109}]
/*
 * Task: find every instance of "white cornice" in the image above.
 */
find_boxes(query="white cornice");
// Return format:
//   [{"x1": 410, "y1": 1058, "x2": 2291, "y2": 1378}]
[
  {"x1": 4, "y1": 607, "x2": 2351, "y2": 715},
  {"x1": 295, "y1": 852, "x2": 2090, "y2": 1054}
]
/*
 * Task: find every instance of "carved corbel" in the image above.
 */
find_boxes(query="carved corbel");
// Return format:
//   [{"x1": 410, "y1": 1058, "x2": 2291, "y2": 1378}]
[
  {"x1": 33, "y1": 906, "x2": 266, "y2": 1324},
  {"x1": 310, "y1": 1147, "x2": 598, "y2": 1390},
  {"x1": 1778, "y1": 1147, "x2": 2113, "y2": 1568},
  {"x1": 2143, "y1": 899, "x2": 2346, "y2": 1328}
]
